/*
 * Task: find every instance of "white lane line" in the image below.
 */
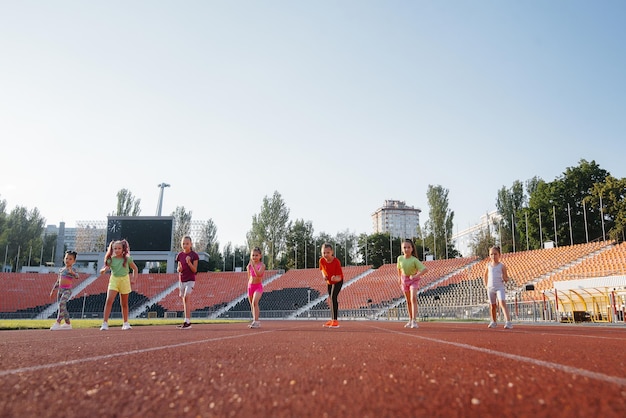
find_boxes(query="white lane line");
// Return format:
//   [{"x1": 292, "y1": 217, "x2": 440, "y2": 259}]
[
  {"x1": 0, "y1": 330, "x2": 276, "y2": 378},
  {"x1": 372, "y1": 326, "x2": 626, "y2": 387},
  {"x1": 427, "y1": 323, "x2": 626, "y2": 341}
]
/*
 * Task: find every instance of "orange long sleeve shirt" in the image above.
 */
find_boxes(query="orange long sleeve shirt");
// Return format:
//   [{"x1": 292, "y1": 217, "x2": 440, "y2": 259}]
[{"x1": 319, "y1": 257, "x2": 344, "y2": 285}]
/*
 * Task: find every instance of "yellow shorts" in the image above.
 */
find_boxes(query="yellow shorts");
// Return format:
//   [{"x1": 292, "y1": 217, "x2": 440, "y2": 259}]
[{"x1": 108, "y1": 274, "x2": 132, "y2": 294}]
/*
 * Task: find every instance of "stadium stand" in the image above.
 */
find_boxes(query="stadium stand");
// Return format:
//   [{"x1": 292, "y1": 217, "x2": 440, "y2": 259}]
[
  {"x1": 158, "y1": 271, "x2": 279, "y2": 316},
  {"x1": 227, "y1": 265, "x2": 373, "y2": 315},
  {"x1": 0, "y1": 272, "x2": 89, "y2": 318},
  {"x1": 525, "y1": 241, "x2": 626, "y2": 300},
  {"x1": 2, "y1": 242, "x2": 623, "y2": 322}
]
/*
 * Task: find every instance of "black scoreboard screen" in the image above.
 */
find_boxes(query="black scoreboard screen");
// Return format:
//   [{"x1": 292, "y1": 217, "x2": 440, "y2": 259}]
[{"x1": 106, "y1": 216, "x2": 174, "y2": 251}]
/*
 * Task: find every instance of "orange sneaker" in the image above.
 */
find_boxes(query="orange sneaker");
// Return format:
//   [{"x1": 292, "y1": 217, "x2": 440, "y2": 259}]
[
  {"x1": 329, "y1": 320, "x2": 340, "y2": 328},
  {"x1": 323, "y1": 320, "x2": 333, "y2": 327}
]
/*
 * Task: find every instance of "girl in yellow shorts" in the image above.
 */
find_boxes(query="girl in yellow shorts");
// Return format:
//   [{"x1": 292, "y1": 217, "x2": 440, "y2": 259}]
[{"x1": 99, "y1": 239, "x2": 138, "y2": 330}]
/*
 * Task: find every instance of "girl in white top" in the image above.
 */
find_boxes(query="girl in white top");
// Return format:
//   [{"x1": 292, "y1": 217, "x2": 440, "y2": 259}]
[{"x1": 483, "y1": 246, "x2": 513, "y2": 329}]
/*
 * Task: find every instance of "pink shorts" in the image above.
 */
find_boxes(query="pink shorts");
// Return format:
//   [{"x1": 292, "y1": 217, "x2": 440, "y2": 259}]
[
  {"x1": 248, "y1": 282, "x2": 263, "y2": 298},
  {"x1": 401, "y1": 275, "x2": 420, "y2": 293}
]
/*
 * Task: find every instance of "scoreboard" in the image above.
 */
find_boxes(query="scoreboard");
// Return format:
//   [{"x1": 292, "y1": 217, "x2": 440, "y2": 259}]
[{"x1": 106, "y1": 216, "x2": 174, "y2": 252}]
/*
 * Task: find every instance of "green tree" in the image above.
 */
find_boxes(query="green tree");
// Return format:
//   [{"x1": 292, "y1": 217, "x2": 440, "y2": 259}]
[
  {"x1": 285, "y1": 219, "x2": 314, "y2": 269},
  {"x1": 525, "y1": 160, "x2": 609, "y2": 247},
  {"x1": 42, "y1": 232, "x2": 58, "y2": 265},
  {"x1": 495, "y1": 180, "x2": 525, "y2": 253},
  {"x1": 113, "y1": 189, "x2": 141, "y2": 216},
  {"x1": 171, "y1": 206, "x2": 192, "y2": 251},
  {"x1": 357, "y1": 232, "x2": 400, "y2": 268},
  {"x1": 469, "y1": 215, "x2": 497, "y2": 258},
  {"x1": 424, "y1": 185, "x2": 457, "y2": 259},
  {"x1": 0, "y1": 195, "x2": 6, "y2": 235},
  {"x1": 247, "y1": 191, "x2": 290, "y2": 269},
  {"x1": 334, "y1": 229, "x2": 357, "y2": 267},
  {"x1": 194, "y1": 219, "x2": 222, "y2": 271},
  {"x1": 0, "y1": 206, "x2": 46, "y2": 271},
  {"x1": 590, "y1": 176, "x2": 626, "y2": 242}
]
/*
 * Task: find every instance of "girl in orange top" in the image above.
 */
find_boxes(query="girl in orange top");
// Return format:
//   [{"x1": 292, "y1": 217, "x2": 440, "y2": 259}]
[{"x1": 319, "y1": 243, "x2": 344, "y2": 328}]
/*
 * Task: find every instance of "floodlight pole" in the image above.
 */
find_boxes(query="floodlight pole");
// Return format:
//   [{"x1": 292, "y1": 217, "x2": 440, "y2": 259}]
[{"x1": 156, "y1": 183, "x2": 170, "y2": 216}]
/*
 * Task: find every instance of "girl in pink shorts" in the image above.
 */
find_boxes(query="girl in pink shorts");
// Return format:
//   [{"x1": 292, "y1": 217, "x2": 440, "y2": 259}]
[
  {"x1": 247, "y1": 247, "x2": 266, "y2": 328},
  {"x1": 397, "y1": 239, "x2": 428, "y2": 329}
]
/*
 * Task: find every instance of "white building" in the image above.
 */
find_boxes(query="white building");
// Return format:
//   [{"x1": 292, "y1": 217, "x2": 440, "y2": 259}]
[
  {"x1": 451, "y1": 210, "x2": 501, "y2": 257},
  {"x1": 372, "y1": 200, "x2": 421, "y2": 238}
]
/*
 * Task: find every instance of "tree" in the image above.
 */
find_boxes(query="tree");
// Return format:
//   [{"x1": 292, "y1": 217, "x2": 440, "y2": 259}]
[
  {"x1": 171, "y1": 206, "x2": 192, "y2": 251},
  {"x1": 334, "y1": 229, "x2": 357, "y2": 267},
  {"x1": 194, "y1": 219, "x2": 222, "y2": 271},
  {"x1": 113, "y1": 189, "x2": 141, "y2": 216},
  {"x1": 469, "y1": 215, "x2": 497, "y2": 258},
  {"x1": 285, "y1": 219, "x2": 314, "y2": 269},
  {"x1": 247, "y1": 191, "x2": 290, "y2": 269},
  {"x1": 590, "y1": 176, "x2": 626, "y2": 242},
  {"x1": 424, "y1": 185, "x2": 456, "y2": 259},
  {"x1": 221, "y1": 242, "x2": 248, "y2": 271},
  {"x1": 0, "y1": 195, "x2": 6, "y2": 235},
  {"x1": 357, "y1": 232, "x2": 400, "y2": 268},
  {"x1": 495, "y1": 180, "x2": 525, "y2": 253},
  {"x1": 0, "y1": 206, "x2": 46, "y2": 271},
  {"x1": 525, "y1": 160, "x2": 610, "y2": 247}
]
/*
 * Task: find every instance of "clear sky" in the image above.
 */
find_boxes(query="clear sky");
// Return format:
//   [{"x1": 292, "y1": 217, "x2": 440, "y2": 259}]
[{"x1": 1, "y1": 1, "x2": 625, "y2": 249}]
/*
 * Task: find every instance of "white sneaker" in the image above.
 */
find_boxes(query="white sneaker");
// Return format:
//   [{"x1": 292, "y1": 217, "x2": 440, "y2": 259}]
[
  {"x1": 59, "y1": 323, "x2": 72, "y2": 330},
  {"x1": 488, "y1": 321, "x2": 497, "y2": 328},
  {"x1": 100, "y1": 322, "x2": 109, "y2": 331},
  {"x1": 411, "y1": 320, "x2": 419, "y2": 329},
  {"x1": 249, "y1": 321, "x2": 260, "y2": 328},
  {"x1": 50, "y1": 322, "x2": 61, "y2": 330},
  {"x1": 504, "y1": 321, "x2": 513, "y2": 329},
  {"x1": 121, "y1": 322, "x2": 132, "y2": 330},
  {"x1": 404, "y1": 320, "x2": 413, "y2": 328}
]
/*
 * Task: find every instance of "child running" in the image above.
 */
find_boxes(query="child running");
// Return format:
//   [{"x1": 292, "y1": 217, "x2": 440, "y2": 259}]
[
  {"x1": 99, "y1": 240, "x2": 138, "y2": 331},
  {"x1": 483, "y1": 246, "x2": 513, "y2": 329},
  {"x1": 50, "y1": 250, "x2": 79, "y2": 330},
  {"x1": 247, "y1": 247, "x2": 266, "y2": 328},
  {"x1": 319, "y1": 243, "x2": 344, "y2": 328},
  {"x1": 176, "y1": 236, "x2": 199, "y2": 329},
  {"x1": 397, "y1": 239, "x2": 428, "y2": 329}
]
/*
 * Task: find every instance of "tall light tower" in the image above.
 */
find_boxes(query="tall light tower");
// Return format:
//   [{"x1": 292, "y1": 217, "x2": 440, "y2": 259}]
[{"x1": 156, "y1": 183, "x2": 170, "y2": 216}]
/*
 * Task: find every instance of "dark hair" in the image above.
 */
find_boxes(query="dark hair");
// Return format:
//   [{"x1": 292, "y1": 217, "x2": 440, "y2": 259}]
[
  {"x1": 403, "y1": 239, "x2": 418, "y2": 258},
  {"x1": 65, "y1": 250, "x2": 77, "y2": 258},
  {"x1": 321, "y1": 243, "x2": 333, "y2": 251},
  {"x1": 490, "y1": 246, "x2": 501, "y2": 254}
]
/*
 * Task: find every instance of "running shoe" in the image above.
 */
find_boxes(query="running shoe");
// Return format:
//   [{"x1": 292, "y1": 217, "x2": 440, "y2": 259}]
[
  {"x1": 329, "y1": 320, "x2": 340, "y2": 328},
  {"x1": 487, "y1": 321, "x2": 497, "y2": 328},
  {"x1": 177, "y1": 322, "x2": 192, "y2": 329},
  {"x1": 323, "y1": 320, "x2": 334, "y2": 327},
  {"x1": 411, "y1": 321, "x2": 419, "y2": 329},
  {"x1": 250, "y1": 321, "x2": 261, "y2": 329},
  {"x1": 50, "y1": 322, "x2": 61, "y2": 331},
  {"x1": 503, "y1": 321, "x2": 513, "y2": 329},
  {"x1": 404, "y1": 321, "x2": 413, "y2": 328},
  {"x1": 60, "y1": 323, "x2": 72, "y2": 330},
  {"x1": 121, "y1": 322, "x2": 132, "y2": 330},
  {"x1": 100, "y1": 322, "x2": 109, "y2": 331}
]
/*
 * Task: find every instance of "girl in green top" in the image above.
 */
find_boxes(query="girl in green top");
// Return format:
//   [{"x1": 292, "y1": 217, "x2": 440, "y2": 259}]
[
  {"x1": 99, "y1": 239, "x2": 138, "y2": 330},
  {"x1": 397, "y1": 239, "x2": 428, "y2": 329}
]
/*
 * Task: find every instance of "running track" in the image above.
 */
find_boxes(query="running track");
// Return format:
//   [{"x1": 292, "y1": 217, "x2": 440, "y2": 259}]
[{"x1": 1, "y1": 321, "x2": 625, "y2": 417}]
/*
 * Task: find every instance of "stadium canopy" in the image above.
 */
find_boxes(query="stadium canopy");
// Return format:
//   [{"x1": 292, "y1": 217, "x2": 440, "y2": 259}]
[{"x1": 543, "y1": 275, "x2": 626, "y2": 322}]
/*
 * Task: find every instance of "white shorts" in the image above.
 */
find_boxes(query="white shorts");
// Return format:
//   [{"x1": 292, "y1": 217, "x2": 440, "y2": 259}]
[
  {"x1": 179, "y1": 281, "x2": 195, "y2": 298},
  {"x1": 487, "y1": 287, "x2": 506, "y2": 304}
]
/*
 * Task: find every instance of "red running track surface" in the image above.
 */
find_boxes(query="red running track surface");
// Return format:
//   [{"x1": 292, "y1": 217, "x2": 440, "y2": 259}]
[{"x1": 1, "y1": 321, "x2": 625, "y2": 417}]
